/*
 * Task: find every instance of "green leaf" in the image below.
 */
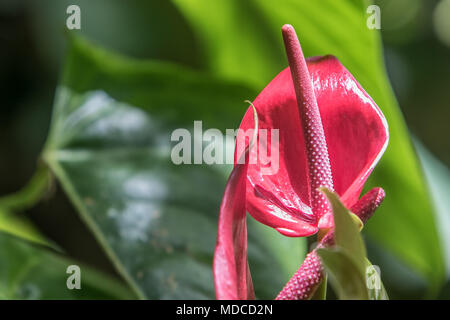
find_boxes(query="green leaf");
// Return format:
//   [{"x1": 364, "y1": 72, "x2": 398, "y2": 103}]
[
  {"x1": 318, "y1": 248, "x2": 389, "y2": 300},
  {"x1": 319, "y1": 188, "x2": 388, "y2": 299},
  {"x1": 320, "y1": 188, "x2": 366, "y2": 275},
  {"x1": 42, "y1": 36, "x2": 305, "y2": 299},
  {"x1": 0, "y1": 166, "x2": 52, "y2": 247},
  {"x1": 0, "y1": 231, "x2": 136, "y2": 299},
  {"x1": 365, "y1": 259, "x2": 389, "y2": 300},
  {"x1": 0, "y1": 208, "x2": 50, "y2": 248},
  {"x1": 171, "y1": 0, "x2": 445, "y2": 289},
  {"x1": 0, "y1": 166, "x2": 51, "y2": 212},
  {"x1": 170, "y1": 0, "x2": 381, "y2": 90},
  {"x1": 317, "y1": 247, "x2": 368, "y2": 300},
  {"x1": 414, "y1": 140, "x2": 450, "y2": 278}
]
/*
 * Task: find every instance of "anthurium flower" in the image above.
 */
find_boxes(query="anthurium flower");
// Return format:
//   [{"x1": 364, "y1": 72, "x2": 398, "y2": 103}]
[
  {"x1": 236, "y1": 25, "x2": 389, "y2": 237},
  {"x1": 213, "y1": 24, "x2": 389, "y2": 300}
]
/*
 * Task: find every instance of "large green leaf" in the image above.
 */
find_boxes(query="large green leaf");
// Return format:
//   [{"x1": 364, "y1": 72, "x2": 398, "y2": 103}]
[
  {"x1": 42, "y1": 36, "x2": 306, "y2": 299},
  {"x1": 415, "y1": 141, "x2": 450, "y2": 277},
  {"x1": 0, "y1": 231, "x2": 135, "y2": 299},
  {"x1": 171, "y1": 0, "x2": 445, "y2": 289},
  {"x1": 0, "y1": 166, "x2": 134, "y2": 299}
]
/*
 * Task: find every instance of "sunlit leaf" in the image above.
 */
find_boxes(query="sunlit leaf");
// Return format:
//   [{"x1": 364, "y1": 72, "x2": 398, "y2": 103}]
[{"x1": 415, "y1": 140, "x2": 450, "y2": 278}]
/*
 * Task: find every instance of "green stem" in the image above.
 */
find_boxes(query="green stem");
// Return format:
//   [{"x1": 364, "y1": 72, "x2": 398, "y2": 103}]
[
  {"x1": 0, "y1": 163, "x2": 52, "y2": 212},
  {"x1": 311, "y1": 274, "x2": 327, "y2": 300}
]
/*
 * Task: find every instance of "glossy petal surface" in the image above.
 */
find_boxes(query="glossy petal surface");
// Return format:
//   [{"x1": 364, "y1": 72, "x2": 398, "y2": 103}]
[
  {"x1": 237, "y1": 56, "x2": 388, "y2": 236},
  {"x1": 214, "y1": 108, "x2": 258, "y2": 300},
  {"x1": 213, "y1": 161, "x2": 254, "y2": 300}
]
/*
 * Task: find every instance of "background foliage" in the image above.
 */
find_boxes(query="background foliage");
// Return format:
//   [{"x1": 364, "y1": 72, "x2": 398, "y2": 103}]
[{"x1": 0, "y1": 0, "x2": 449, "y2": 299}]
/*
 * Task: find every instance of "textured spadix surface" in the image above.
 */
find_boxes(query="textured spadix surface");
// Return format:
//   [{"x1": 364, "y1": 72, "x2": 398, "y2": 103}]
[{"x1": 237, "y1": 56, "x2": 388, "y2": 237}]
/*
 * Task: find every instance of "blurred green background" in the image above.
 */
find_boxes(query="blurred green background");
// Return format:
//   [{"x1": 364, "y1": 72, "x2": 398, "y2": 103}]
[{"x1": 0, "y1": 0, "x2": 449, "y2": 299}]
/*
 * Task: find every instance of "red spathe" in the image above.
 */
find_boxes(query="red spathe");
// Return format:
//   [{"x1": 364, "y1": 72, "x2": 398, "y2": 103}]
[{"x1": 236, "y1": 56, "x2": 389, "y2": 237}]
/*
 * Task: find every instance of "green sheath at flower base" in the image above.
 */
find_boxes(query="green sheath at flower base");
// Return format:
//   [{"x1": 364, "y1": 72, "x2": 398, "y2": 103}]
[{"x1": 276, "y1": 187, "x2": 385, "y2": 300}]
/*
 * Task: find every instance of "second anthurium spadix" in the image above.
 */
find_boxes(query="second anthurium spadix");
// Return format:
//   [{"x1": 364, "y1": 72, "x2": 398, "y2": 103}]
[{"x1": 214, "y1": 24, "x2": 389, "y2": 300}]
